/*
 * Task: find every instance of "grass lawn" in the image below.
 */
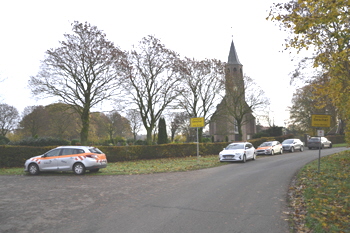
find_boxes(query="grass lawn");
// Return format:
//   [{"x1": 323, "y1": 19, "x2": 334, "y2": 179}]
[{"x1": 289, "y1": 150, "x2": 350, "y2": 232}]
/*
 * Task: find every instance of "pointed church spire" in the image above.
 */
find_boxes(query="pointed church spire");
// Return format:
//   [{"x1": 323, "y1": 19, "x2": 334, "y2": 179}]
[{"x1": 228, "y1": 40, "x2": 242, "y2": 65}]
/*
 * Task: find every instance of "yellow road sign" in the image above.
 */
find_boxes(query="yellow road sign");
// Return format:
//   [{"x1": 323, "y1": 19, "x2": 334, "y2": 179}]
[
  {"x1": 190, "y1": 117, "x2": 205, "y2": 128},
  {"x1": 311, "y1": 114, "x2": 331, "y2": 127}
]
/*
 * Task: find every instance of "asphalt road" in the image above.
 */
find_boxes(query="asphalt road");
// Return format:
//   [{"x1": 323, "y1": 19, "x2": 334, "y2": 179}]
[{"x1": 0, "y1": 147, "x2": 348, "y2": 233}]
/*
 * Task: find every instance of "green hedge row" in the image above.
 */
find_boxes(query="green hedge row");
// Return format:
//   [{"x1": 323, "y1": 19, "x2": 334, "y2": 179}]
[
  {"x1": 326, "y1": 135, "x2": 345, "y2": 144},
  {"x1": 0, "y1": 146, "x2": 54, "y2": 168}
]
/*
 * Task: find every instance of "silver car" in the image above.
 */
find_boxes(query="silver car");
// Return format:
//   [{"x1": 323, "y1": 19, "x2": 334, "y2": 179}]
[
  {"x1": 24, "y1": 146, "x2": 108, "y2": 175},
  {"x1": 219, "y1": 142, "x2": 256, "y2": 163},
  {"x1": 282, "y1": 139, "x2": 304, "y2": 152}
]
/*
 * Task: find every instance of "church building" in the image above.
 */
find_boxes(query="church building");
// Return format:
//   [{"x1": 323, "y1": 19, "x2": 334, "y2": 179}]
[{"x1": 209, "y1": 41, "x2": 256, "y2": 142}]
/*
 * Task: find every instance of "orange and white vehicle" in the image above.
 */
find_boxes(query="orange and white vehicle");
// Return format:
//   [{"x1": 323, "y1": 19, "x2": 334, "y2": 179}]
[
  {"x1": 255, "y1": 141, "x2": 283, "y2": 155},
  {"x1": 24, "y1": 146, "x2": 107, "y2": 175}
]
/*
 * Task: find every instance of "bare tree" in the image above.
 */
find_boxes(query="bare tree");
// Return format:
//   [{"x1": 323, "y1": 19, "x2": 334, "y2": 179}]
[
  {"x1": 29, "y1": 21, "x2": 125, "y2": 145},
  {"x1": 169, "y1": 112, "x2": 189, "y2": 142},
  {"x1": 178, "y1": 58, "x2": 225, "y2": 141},
  {"x1": 0, "y1": 103, "x2": 19, "y2": 136},
  {"x1": 120, "y1": 35, "x2": 182, "y2": 144},
  {"x1": 126, "y1": 109, "x2": 142, "y2": 141},
  {"x1": 104, "y1": 110, "x2": 132, "y2": 143}
]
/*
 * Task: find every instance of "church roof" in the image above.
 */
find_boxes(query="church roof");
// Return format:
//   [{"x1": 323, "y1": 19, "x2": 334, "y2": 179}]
[{"x1": 228, "y1": 40, "x2": 242, "y2": 65}]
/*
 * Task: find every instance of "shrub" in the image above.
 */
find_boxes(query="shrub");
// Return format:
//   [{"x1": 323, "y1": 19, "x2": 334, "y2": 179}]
[
  {"x1": 326, "y1": 134, "x2": 345, "y2": 144},
  {"x1": 9, "y1": 137, "x2": 70, "y2": 147},
  {"x1": 0, "y1": 135, "x2": 10, "y2": 145},
  {"x1": 71, "y1": 139, "x2": 80, "y2": 145}
]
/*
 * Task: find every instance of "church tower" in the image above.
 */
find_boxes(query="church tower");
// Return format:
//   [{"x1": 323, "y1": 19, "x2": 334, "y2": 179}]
[
  {"x1": 209, "y1": 40, "x2": 256, "y2": 142},
  {"x1": 225, "y1": 41, "x2": 244, "y2": 94}
]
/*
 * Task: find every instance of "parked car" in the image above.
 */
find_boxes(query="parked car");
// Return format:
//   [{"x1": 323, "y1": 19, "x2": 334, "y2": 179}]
[
  {"x1": 24, "y1": 146, "x2": 108, "y2": 175},
  {"x1": 282, "y1": 138, "x2": 304, "y2": 152},
  {"x1": 308, "y1": 137, "x2": 332, "y2": 149},
  {"x1": 219, "y1": 142, "x2": 256, "y2": 163},
  {"x1": 256, "y1": 141, "x2": 283, "y2": 155}
]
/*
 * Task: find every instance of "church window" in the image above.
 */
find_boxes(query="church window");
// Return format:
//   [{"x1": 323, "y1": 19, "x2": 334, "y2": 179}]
[{"x1": 233, "y1": 67, "x2": 237, "y2": 72}]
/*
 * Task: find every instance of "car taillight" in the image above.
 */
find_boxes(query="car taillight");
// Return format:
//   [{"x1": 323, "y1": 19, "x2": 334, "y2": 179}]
[{"x1": 86, "y1": 154, "x2": 98, "y2": 159}]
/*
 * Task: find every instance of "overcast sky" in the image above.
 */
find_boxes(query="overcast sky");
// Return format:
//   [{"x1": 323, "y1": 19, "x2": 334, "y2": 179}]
[{"x1": 0, "y1": 0, "x2": 303, "y2": 127}]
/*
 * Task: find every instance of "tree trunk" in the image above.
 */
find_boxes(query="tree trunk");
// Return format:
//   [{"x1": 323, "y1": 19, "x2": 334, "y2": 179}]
[
  {"x1": 80, "y1": 107, "x2": 90, "y2": 145},
  {"x1": 236, "y1": 120, "x2": 243, "y2": 141},
  {"x1": 146, "y1": 128, "x2": 153, "y2": 145}
]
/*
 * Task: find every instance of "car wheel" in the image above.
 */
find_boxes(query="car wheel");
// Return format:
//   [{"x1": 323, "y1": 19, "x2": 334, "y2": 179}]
[
  {"x1": 242, "y1": 155, "x2": 246, "y2": 163},
  {"x1": 252, "y1": 152, "x2": 256, "y2": 160},
  {"x1": 290, "y1": 147, "x2": 294, "y2": 153},
  {"x1": 329, "y1": 143, "x2": 332, "y2": 148},
  {"x1": 73, "y1": 163, "x2": 86, "y2": 175},
  {"x1": 90, "y1": 168, "x2": 100, "y2": 173},
  {"x1": 300, "y1": 146, "x2": 304, "y2": 152},
  {"x1": 271, "y1": 150, "x2": 274, "y2": 155},
  {"x1": 28, "y1": 163, "x2": 39, "y2": 175}
]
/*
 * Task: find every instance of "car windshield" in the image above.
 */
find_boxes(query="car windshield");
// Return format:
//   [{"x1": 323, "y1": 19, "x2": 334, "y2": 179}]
[
  {"x1": 259, "y1": 142, "x2": 272, "y2": 147},
  {"x1": 283, "y1": 139, "x2": 294, "y2": 144},
  {"x1": 226, "y1": 144, "x2": 245, "y2": 150},
  {"x1": 309, "y1": 137, "x2": 320, "y2": 141}
]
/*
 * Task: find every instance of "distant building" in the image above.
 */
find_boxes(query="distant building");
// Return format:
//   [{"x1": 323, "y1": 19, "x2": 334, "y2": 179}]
[{"x1": 209, "y1": 41, "x2": 256, "y2": 142}]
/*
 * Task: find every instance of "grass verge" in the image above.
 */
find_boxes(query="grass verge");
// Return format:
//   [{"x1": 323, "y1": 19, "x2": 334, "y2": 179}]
[
  {"x1": 288, "y1": 150, "x2": 350, "y2": 232},
  {"x1": 0, "y1": 155, "x2": 226, "y2": 176}
]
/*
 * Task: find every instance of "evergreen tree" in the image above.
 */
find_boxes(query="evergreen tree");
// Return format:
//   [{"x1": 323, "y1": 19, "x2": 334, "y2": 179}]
[{"x1": 157, "y1": 118, "x2": 168, "y2": 144}]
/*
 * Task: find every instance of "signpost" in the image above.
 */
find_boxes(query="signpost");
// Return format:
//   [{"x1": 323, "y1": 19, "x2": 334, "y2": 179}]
[
  {"x1": 311, "y1": 114, "x2": 331, "y2": 172},
  {"x1": 190, "y1": 117, "x2": 205, "y2": 158}
]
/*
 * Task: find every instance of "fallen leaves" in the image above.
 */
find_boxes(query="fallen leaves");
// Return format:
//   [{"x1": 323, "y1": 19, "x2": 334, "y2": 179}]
[{"x1": 288, "y1": 151, "x2": 350, "y2": 232}]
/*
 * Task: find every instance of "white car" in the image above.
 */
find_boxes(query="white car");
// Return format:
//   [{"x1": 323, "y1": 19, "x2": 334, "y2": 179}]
[
  {"x1": 219, "y1": 142, "x2": 256, "y2": 163},
  {"x1": 24, "y1": 146, "x2": 107, "y2": 175},
  {"x1": 307, "y1": 137, "x2": 332, "y2": 149}
]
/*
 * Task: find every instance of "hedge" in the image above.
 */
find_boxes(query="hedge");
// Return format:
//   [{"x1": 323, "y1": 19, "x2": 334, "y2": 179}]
[{"x1": 0, "y1": 146, "x2": 54, "y2": 168}]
